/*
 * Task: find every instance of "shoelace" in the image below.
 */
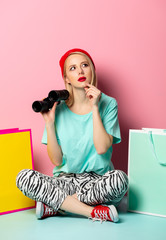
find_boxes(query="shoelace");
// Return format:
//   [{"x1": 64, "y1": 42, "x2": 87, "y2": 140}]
[
  {"x1": 89, "y1": 209, "x2": 111, "y2": 223},
  {"x1": 89, "y1": 217, "x2": 106, "y2": 223},
  {"x1": 45, "y1": 207, "x2": 56, "y2": 216},
  {"x1": 94, "y1": 210, "x2": 109, "y2": 220}
]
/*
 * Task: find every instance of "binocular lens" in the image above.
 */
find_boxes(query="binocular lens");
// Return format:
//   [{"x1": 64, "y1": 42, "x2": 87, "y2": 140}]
[
  {"x1": 32, "y1": 101, "x2": 42, "y2": 112},
  {"x1": 32, "y1": 90, "x2": 69, "y2": 113}
]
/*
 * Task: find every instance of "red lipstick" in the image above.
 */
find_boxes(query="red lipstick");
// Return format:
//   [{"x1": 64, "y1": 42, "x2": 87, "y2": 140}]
[{"x1": 78, "y1": 77, "x2": 86, "y2": 82}]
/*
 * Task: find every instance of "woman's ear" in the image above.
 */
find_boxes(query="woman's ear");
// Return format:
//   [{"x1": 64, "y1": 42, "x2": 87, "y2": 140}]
[{"x1": 65, "y1": 77, "x2": 71, "y2": 85}]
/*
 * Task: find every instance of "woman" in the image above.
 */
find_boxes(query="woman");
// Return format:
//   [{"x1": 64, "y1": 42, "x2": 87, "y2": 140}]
[{"x1": 16, "y1": 48, "x2": 128, "y2": 223}]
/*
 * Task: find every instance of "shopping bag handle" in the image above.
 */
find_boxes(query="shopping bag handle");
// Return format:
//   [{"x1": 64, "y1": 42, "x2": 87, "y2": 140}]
[{"x1": 147, "y1": 131, "x2": 166, "y2": 166}]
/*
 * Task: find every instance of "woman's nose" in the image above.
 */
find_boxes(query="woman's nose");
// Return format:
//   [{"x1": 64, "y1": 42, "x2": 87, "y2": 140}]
[{"x1": 78, "y1": 66, "x2": 84, "y2": 74}]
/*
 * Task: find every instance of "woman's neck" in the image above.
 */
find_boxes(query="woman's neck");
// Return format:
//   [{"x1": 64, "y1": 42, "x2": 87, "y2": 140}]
[
  {"x1": 72, "y1": 87, "x2": 89, "y2": 105},
  {"x1": 69, "y1": 88, "x2": 92, "y2": 115}
]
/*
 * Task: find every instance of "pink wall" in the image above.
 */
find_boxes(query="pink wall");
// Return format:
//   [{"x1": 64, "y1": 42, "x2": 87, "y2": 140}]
[{"x1": 0, "y1": 0, "x2": 166, "y2": 175}]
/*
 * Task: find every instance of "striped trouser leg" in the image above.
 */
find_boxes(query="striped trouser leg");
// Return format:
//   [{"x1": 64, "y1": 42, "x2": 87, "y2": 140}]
[
  {"x1": 76, "y1": 170, "x2": 129, "y2": 205},
  {"x1": 16, "y1": 169, "x2": 76, "y2": 211}
]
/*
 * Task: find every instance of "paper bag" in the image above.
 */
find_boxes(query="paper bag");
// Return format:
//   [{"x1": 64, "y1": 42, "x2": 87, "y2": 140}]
[
  {"x1": 0, "y1": 129, "x2": 35, "y2": 215},
  {"x1": 128, "y1": 128, "x2": 166, "y2": 217}
]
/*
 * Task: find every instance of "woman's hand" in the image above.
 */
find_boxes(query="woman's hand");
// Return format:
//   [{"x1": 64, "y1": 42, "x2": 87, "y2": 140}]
[
  {"x1": 84, "y1": 84, "x2": 101, "y2": 107},
  {"x1": 41, "y1": 102, "x2": 58, "y2": 125}
]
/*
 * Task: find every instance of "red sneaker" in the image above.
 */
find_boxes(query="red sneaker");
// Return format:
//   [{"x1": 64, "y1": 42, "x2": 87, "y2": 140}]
[
  {"x1": 36, "y1": 202, "x2": 58, "y2": 219},
  {"x1": 90, "y1": 205, "x2": 119, "y2": 223}
]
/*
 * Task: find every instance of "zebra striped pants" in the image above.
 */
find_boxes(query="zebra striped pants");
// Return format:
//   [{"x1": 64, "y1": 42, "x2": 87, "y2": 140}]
[{"x1": 16, "y1": 169, "x2": 129, "y2": 211}]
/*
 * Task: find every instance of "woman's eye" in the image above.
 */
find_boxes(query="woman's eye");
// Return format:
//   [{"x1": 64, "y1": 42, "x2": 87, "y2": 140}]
[
  {"x1": 82, "y1": 63, "x2": 89, "y2": 67},
  {"x1": 70, "y1": 66, "x2": 75, "y2": 71}
]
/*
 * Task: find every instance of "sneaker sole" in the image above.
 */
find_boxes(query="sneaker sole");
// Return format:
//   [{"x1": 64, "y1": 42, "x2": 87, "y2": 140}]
[
  {"x1": 36, "y1": 202, "x2": 43, "y2": 219},
  {"x1": 109, "y1": 205, "x2": 119, "y2": 223}
]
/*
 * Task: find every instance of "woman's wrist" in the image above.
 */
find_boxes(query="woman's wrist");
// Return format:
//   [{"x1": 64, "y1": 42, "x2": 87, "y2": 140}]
[
  {"x1": 92, "y1": 104, "x2": 99, "y2": 112},
  {"x1": 46, "y1": 122, "x2": 55, "y2": 130}
]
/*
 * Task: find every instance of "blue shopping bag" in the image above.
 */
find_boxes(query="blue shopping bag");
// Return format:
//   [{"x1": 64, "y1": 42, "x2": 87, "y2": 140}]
[{"x1": 128, "y1": 128, "x2": 166, "y2": 217}]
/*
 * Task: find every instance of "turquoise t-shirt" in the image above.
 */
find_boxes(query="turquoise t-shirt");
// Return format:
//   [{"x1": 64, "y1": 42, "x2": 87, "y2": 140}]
[{"x1": 42, "y1": 93, "x2": 121, "y2": 176}]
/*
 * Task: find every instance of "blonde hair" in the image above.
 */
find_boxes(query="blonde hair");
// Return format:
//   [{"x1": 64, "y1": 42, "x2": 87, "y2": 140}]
[{"x1": 63, "y1": 52, "x2": 97, "y2": 107}]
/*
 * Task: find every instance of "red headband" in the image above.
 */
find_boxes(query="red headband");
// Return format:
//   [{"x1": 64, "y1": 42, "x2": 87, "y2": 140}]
[{"x1": 59, "y1": 48, "x2": 95, "y2": 77}]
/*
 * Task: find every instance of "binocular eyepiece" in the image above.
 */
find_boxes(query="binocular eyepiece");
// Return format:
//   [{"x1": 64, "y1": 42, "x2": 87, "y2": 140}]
[{"x1": 32, "y1": 90, "x2": 69, "y2": 113}]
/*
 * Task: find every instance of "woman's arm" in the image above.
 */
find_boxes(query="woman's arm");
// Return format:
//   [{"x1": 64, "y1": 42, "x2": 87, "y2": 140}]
[
  {"x1": 92, "y1": 105, "x2": 113, "y2": 154},
  {"x1": 41, "y1": 102, "x2": 63, "y2": 166},
  {"x1": 46, "y1": 122, "x2": 63, "y2": 166},
  {"x1": 85, "y1": 84, "x2": 113, "y2": 155}
]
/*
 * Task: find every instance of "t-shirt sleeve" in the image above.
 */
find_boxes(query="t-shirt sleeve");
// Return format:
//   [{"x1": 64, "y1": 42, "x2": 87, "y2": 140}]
[
  {"x1": 41, "y1": 126, "x2": 47, "y2": 145},
  {"x1": 102, "y1": 98, "x2": 121, "y2": 144},
  {"x1": 41, "y1": 125, "x2": 61, "y2": 145}
]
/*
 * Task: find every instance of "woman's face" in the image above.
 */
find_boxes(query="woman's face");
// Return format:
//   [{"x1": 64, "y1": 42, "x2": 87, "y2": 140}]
[{"x1": 64, "y1": 53, "x2": 92, "y2": 88}]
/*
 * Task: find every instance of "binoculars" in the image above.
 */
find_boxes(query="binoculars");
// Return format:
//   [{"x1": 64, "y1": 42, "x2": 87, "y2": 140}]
[{"x1": 32, "y1": 90, "x2": 69, "y2": 113}]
